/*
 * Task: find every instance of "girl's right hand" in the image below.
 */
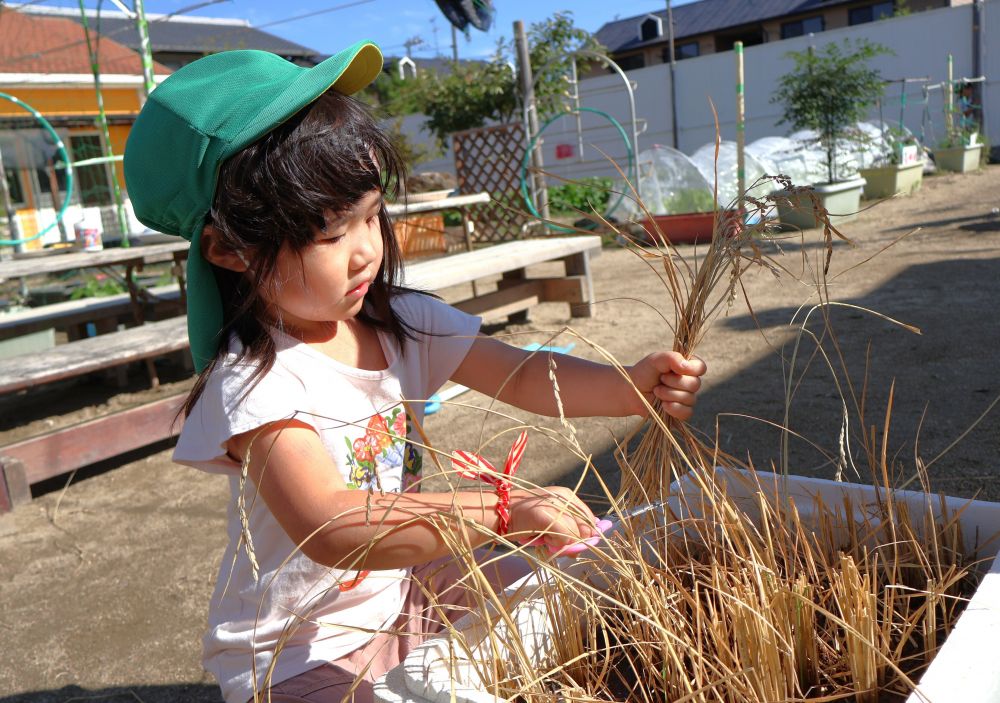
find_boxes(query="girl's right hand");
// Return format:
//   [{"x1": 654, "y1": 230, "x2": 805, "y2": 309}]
[{"x1": 507, "y1": 487, "x2": 598, "y2": 555}]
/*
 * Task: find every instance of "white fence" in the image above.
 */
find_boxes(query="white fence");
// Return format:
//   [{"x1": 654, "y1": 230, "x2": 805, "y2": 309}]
[
  {"x1": 406, "y1": 2, "x2": 996, "y2": 184},
  {"x1": 537, "y1": 1, "x2": 995, "y2": 183}
]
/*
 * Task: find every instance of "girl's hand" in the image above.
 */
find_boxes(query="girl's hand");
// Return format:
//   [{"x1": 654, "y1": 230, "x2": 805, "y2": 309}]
[
  {"x1": 626, "y1": 351, "x2": 707, "y2": 420},
  {"x1": 507, "y1": 486, "x2": 598, "y2": 556}
]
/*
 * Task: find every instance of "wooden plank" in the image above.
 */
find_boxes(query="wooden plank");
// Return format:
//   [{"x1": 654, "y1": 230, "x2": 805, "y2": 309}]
[
  {"x1": 0, "y1": 315, "x2": 189, "y2": 395},
  {"x1": 0, "y1": 394, "x2": 185, "y2": 489},
  {"x1": 0, "y1": 241, "x2": 188, "y2": 280},
  {"x1": 451, "y1": 281, "x2": 543, "y2": 320},
  {"x1": 564, "y1": 251, "x2": 595, "y2": 318},
  {"x1": 385, "y1": 192, "x2": 491, "y2": 217},
  {"x1": 541, "y1": 276, "x2": 587, "y2": 304},
  {"x1": 401, "y1": 236, "x2": 602, "y2": 291},
  {"x1": 0, "y1": 284, "x2": 181, "y2": 340},
  {"x1": 0, "y1": 457, "x2": 30, "y2": 513}
]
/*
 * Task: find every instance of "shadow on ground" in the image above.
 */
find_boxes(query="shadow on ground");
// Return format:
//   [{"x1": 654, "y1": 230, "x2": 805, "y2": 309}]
[
  {"x1": 555, "y1": 255, "x2": 1000, "y2": 505},
  {"x1": 0, "y1": 685, "x2": 221, "y2": 703}
]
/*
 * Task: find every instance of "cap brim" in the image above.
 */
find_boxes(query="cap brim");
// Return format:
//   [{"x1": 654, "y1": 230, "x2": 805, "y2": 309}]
[{"x1": 228, "y1": 41, "x2": 383, "y2": 159}]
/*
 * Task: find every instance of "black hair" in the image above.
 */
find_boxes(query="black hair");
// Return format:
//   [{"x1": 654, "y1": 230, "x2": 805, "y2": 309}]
[{"x1": 182, "y1": 90, "x2": 415, "y2": 417}]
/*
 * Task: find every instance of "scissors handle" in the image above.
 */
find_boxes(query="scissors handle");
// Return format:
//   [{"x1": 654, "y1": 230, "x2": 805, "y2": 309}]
[{"x1": 519, "y1": 518, "x2": 614, "y2": 556}]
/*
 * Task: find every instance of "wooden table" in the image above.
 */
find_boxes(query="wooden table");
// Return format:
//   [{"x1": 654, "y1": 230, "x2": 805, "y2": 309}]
[
  {"x1": 0, "y1": 240, "x2": 190, "y2": 329},
  {"x1": 386, "y1": 192, "x2": 491, "y2": 255},
  {"x1": 0, "y1": 240, "x2": 189, "y2": 280}
]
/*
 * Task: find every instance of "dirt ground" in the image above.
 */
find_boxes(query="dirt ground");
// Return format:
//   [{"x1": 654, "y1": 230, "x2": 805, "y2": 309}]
[{"x1": 2, "y1": 167, "x2": 999, "y2": 702}]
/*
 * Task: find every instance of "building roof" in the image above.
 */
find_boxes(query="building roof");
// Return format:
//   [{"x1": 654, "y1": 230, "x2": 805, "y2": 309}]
[
  {"x1": 0, "y1": 8, "x2": 172, "y2": 76},
  {"x1": 10, "y1": 4, "x2": 318, "y2": 58},
  {"x1": 595, "y1": 0, "x2": 844, "y2": 52}
]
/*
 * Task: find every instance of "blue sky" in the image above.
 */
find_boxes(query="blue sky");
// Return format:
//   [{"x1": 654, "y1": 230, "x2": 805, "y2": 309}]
[{"x1": 32, "y1": 1, "x2": 697, "y2": 59}]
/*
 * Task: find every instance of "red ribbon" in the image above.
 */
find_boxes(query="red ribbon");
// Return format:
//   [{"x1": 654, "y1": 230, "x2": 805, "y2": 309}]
[{"x1": 452, "y1": 431, "x2": 528, "y2": 536}]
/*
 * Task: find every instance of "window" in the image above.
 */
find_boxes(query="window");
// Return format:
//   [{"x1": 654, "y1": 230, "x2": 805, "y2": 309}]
[
  {"x1": 3, "y1": 167, "x2": 23, "y2": 205},
  {"x1": 662, "y1": 42, "x2": 700, "y2": 62},
  {"x1": 640, "y1": 16, "x2": 662, "y2": 42},
  {"x1": 781, "y1": 15, "x2": 825, "y2": 39},
  {"x1": 849, "y1": 2, "x2": 894, "y2": 25},
  {"x1": 616, "y1": 54, "x2": 646, "y2": 72},
  {"x1": 69, "y1": 134, "x2": 113, "y2": 207},
  {"x1": 34, "y1": 165, "x2": 68, "y2": 208}
]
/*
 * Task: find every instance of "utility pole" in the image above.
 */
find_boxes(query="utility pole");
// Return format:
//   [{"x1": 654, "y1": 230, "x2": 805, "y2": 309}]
[
  {"x1": 133, "y1": 0, "x2": 156, "y2": 98},
  {"x1": 666, "y1": 1, "x2": 679, "y2": 149},
  {"x1": 515, "y1": 20, "x2": 548, "y2": 222},
  {"x1": 451, "y1": 24, "x2": 459, "y2": 62},
  {"x1": 404, "y1": 36, "x2": 424, "y2": 58},
  {"x1": 972, "y1": 0, "x2": 986, "y2": 134}
]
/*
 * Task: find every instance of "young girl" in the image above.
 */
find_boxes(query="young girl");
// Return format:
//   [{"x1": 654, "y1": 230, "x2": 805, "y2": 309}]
[{"x1": 123, "y1": 43, "x2": 706, "y2": 703}]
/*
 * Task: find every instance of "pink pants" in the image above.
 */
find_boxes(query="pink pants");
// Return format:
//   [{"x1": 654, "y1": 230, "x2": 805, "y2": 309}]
[{"x1": 258, "y1": 549, "x2": 530, "y2": 703}]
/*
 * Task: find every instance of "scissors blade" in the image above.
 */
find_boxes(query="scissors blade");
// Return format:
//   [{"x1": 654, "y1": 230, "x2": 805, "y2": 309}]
[{"x1": 612, "y1": 500, "x2": 669, "y2": 523}]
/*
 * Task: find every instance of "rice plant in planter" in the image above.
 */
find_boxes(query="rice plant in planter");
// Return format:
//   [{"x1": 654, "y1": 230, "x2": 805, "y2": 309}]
[
  {"x1": 374, "y1": 179, "x2": 1000, "y2": 702},
  {"x1": 375, "y1": 467, "x2": 1000, "y2": 703},
  {"x1": 771, "y1": 39, "x2": 890, "y2": 229}
]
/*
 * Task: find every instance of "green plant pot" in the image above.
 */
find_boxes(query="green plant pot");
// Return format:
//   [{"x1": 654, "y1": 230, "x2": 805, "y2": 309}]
[
  {"x1": 858, "y1": 161, "x2": 924, "y2": 199},
  {"x1": 775, "y1": 177, "x2": 866, "y2": 230},
  {"x1": 934, "y1": 144, "x2": 983, "y2": 173}
]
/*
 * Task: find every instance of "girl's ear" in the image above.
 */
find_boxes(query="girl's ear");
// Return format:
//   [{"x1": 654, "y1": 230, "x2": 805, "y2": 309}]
[{"x1": 201, "y1": 224, "x2": 248, "y2": 272}]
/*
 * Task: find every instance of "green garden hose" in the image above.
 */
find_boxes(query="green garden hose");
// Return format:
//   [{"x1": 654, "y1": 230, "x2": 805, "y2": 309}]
[
  {"x1": 0, "y1": 91, "x2": 74, "y2": 247},
  {"x1": 520, "y1": 106, "x2": 634, "y2": 233}
]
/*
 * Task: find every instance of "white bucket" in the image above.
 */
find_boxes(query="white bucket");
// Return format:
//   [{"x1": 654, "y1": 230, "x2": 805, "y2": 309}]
[{"x1": 73, "y1": 218, "x2": 103, "y2": 252}]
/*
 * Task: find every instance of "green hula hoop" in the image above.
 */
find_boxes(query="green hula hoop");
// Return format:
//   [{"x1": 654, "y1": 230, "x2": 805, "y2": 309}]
[
  {"x1": 520, "y1": 106, "x2": 633, "y2": 233},
  {"x1": 0, "y1": 91, "x2": 74, "y2": 247}
]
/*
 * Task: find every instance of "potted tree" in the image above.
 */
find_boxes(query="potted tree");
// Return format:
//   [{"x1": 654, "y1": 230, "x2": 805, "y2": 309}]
[
  {"x1": 771, "y1": 40, "x2": 890, "y2": 228},
  {"x1": 858, "y1": 128, "x2": 925, "y2": 199}
]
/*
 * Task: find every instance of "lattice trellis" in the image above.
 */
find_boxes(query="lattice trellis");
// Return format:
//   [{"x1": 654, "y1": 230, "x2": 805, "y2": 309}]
[{"x1": 452, "y1": 122, "x2": 530, "y2": 243}]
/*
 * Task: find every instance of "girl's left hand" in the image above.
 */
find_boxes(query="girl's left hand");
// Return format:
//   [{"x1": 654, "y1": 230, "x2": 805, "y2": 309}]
[{"x1": 626, "y1": 351, "x2": 707, "y2": 420}]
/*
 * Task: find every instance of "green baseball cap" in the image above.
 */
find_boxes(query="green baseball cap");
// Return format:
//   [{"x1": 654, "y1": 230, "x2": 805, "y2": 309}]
[{"x1": 124, "y1": 41, "x2": 383, "y2": 372}]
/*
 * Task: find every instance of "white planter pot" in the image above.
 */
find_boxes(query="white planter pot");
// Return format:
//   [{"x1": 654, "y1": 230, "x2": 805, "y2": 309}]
[
  {"x1": 858, "y1": 161, "x2": 925, "y2": 199},
  {"x1": 775, "y1": 176, "x2": 866, "y2": 230},
  {"x1": 375, "y1": 468, "x2": 1000, "y2": 703},
  {"x1": 934, "y1": 144, "x2": 984, "y2": 173}
]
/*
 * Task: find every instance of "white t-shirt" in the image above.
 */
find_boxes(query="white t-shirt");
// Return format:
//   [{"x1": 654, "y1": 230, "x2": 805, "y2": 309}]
[{"x1": 173, "y1": 292, "x2": 480, "y2": 703}]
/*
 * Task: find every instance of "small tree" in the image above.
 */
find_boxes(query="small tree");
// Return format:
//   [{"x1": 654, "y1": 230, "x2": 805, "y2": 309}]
[
  {"x1": 772, "y1": 39, "x2": 890, "y2": 184},
  {"x1": 406, "y1": 12, "x2": 606, "y2": 144}
]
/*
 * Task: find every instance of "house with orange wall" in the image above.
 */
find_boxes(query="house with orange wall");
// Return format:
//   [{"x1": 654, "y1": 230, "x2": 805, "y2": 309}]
[{"x1": 0, "y1": 7, "x2": 172, "y2": 246}]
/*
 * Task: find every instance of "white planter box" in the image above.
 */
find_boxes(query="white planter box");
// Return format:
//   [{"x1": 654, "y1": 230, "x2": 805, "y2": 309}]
[
  {"x1": 934, "y1": 144, "x2": 984, "y2": 173},
  {"x1": 775, "y1": 176, "x2": 866, "y2": 230},
  {"x1": 375, "y1": 468, "x2": 1000, "y2": 703}
]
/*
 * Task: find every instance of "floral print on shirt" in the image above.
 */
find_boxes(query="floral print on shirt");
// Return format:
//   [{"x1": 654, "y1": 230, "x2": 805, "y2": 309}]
[
  {"x1": 343, "y1": 406, "x2": 422, "y2": 493},
  {"x1": 339, "y1": 405, "x2": 422, "y2": 592}
]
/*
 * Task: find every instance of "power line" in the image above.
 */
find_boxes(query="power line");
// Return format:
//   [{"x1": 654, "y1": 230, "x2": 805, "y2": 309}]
[{"x1": 254, "y1": 0, "x2": 375, "y2": 30}]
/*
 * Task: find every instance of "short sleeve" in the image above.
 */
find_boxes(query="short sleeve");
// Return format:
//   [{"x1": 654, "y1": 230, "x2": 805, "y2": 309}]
[
  {"x1": 392, "y1": 292, "x2": 481, "y2": 400},
  {"x1": 173, "y1": 358, "x2": 315, "y2": 473}
]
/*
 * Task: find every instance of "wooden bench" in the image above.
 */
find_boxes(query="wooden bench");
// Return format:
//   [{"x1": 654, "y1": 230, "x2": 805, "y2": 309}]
[
  {"x1": 0, "y1": 284, "x2": 183, "y2": 342},
  {"x1": 0, "y1": 315, "x2": 189, "y2": 396},
  {"x1": 403, "y1": 235, "x2": 602, "y2": 321},
  {"x1": 0, "y1": 236, "x2": 603, "y2": 513},
  {"x1": 0, "y1": 315, "x2": 191, "y2": 513}
]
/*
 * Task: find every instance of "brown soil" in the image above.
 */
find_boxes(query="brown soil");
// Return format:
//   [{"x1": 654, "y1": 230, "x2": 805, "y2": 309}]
[{"x1": 2, "y1": 167, "x2": 999, "y2": 702}]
